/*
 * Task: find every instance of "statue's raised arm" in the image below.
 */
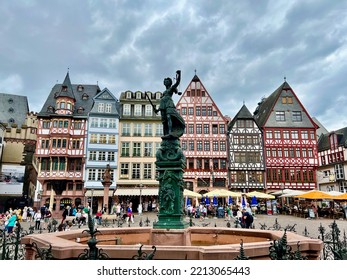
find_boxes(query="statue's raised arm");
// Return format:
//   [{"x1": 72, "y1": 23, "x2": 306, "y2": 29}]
[{"x1": 172, "y1": 70, "x2": 181, "y2": 90}]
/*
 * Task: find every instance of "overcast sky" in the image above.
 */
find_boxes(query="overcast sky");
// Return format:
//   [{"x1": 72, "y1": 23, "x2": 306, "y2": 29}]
[{"x1": 1, "y1": 0, "x2": 347, "y2": 132}]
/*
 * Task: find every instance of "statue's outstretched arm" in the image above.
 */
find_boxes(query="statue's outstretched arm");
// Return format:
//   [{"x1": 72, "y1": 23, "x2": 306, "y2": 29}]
[{"x1": 172, "y1": 70, "x2": 181, "y2": 89}]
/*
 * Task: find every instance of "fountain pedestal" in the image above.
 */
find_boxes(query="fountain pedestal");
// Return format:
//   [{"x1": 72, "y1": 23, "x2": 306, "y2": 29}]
[{"x1": 153, "y1": 137, "x2": 188, "y2": 229}]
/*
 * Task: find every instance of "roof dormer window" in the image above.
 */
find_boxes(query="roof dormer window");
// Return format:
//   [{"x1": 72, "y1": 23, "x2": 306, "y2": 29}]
[
  {"x1": 82, "y1": 93, "x2": 89, "y2": 100},
  {"x1": 136, "y1": 91, "x2": 142, "y2": 99},
  {"x1": 126, "y1": 91, "x2": 132, "y2": 99},
  {"x1": 47, "y1": 106, "x2": 54, "y2": 113},
  {"x1": 8, "y1": 108, "x2": 14, "y2": 113},
  {"x1": 77, "y1": 106, "x2": 84, "y2": 113},
  {"x1": 60, "y1": 102, "x2": 66, "y2": 109},
  {"x1": 8, "y1": 98, "x2": 13, "y2": 104},
  {"x1": 62, "y1": 86, "x2": 67, "y2": 92},
  {"x1": 77, "y1": 85, "x2": 84, "y2": 92},
  {"x1": 8, "y1": 118, "x2": 15, "y2": 124}
]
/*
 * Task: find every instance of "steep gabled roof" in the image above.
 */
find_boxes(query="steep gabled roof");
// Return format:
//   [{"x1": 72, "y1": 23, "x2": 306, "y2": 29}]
[
  {"x1": 56, "y1": 72, "x2": 76, "y2": 101},
  {"x1": 227, "y1": 104, "x2": 254, "y2": 130},
  {"x1": 318, "y1": 127, "x2": 347, "y2": 152},
  {"x1": 38, "y1": 73, "x2": 100, "y2": 118},
  {"x1": 253, "y1": 82, "x2": 287, "y2": 127},
  {"x1": 253, "y1": 81, "x2": 317, "y2": 129}
]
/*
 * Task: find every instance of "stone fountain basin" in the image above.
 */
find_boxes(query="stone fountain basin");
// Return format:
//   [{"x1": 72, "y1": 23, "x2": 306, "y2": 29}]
[{"x1": 21, "y1": 227, "x2": 323, "y2": 260}]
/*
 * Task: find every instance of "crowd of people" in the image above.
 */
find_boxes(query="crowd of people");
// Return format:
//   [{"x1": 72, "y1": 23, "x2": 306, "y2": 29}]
[{"x1": 185, "y1": 203, "x2": 254, "y2": 228}]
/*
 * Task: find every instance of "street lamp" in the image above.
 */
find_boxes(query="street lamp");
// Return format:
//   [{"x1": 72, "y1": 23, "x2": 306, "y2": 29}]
[{"x1": 137, "y1": 184, "x2": 144, "y2": 215}]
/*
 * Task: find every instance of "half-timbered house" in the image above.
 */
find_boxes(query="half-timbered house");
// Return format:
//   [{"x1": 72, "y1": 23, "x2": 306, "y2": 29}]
[
  {"x1": 35, "y1": 72, "x2": 100, "y2": 217},
  {"x1": 227, "y1": 104, "x2": 265, "y2": 192},
  {"x1": 253, "y1": 81, "x2": 318, "y2": 192},
  {"x1": 176, "y1": 74, "x2": 229, "y2": 194}
]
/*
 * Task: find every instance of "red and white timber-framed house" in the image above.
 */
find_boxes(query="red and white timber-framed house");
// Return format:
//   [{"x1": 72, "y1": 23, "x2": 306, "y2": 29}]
[
  {"x1": 35, "y1": 72, "x2": 101, "y2": 217},
  {"x1": 176, "y1": 74, "x2": 229, "y2": 194},
  {"x1": 227, "y1": 104, "x2": 266, "y2": 193},
  {"x1": 317, "y1": 128, "x2": 347, "y2": 193},
  {"x1": 253, "y1": 81, "x2": 319, "y2": 192}
]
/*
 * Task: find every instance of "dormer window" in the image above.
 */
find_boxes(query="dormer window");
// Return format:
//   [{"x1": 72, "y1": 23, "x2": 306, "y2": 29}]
[
  {"x1": 62, "y1": 86, "x2": 67, "y2": 92},
  {"x1": 77, "y1": 106, "x2": 84, "y2": 113},
  {"x1": 126, "y1": 91, "x2": 132, "y2": 99},
  {"x1": 47, "y1": 106, "x2": 54, "y2": 113},
  {"x1": 8, "y1": 118, "x2": 15, "y2": 124},
  {"x1": 329, "y1": 133, "x2": 338, "y2": 150},
  {"x1": 82, "y1": 93, "x2": 89, "y2": 100},
  {"x1": 156, "y1": 92, "x2": 161, "y2": 99},
  {"x1": 8, "y1": 108, "x2": 14, "y2": 113},
  {"x1": 67, "y1": 103, "x2": 72, "y2": 110},
  {"x1": 8, "y1": 98, "x2": 13, "y2": 104},
  {"x1": 136, "y1": 91, "x2": 142, "y2": 99},
  {"x1": 77, "y1": 85, "x2": 84, "y2": 92},
  {"x1": 60, "y1": 102, "x2": 66, "y2": 109}
]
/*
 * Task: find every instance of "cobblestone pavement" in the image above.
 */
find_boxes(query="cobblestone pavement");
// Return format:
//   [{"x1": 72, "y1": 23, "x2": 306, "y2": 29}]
[{"x1": 18, "y1": 212, "x2": 347, "y2": 239}]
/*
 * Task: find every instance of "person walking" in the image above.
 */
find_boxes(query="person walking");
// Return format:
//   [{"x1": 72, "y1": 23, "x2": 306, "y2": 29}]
[
  {"x1": 126, "y1": 203, "x2": 134, "y2": 224},
  {"x1": 6, "y1": 213, "x2": 17, "y2": 234},
  {"x1": 33, "y1": 210, "x2": 42, "y2": 230}
]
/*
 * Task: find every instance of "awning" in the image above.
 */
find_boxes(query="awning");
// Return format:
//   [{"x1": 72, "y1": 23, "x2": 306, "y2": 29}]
[
  {"x1": 85, "y1": 190, "x2": 114, "y2": 197},
  {"x1": 0, "y1": 183, "x2": 23, "y2": 196},
  {"x1": 114, "y1": 188, "x2": 158, "y2": 196}
]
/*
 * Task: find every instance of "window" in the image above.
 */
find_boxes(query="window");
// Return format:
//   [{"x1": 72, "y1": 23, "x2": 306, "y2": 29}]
[
  {"x1": 99, "y1": 134, "x2": 107, "y2": 144},
  {"x1": 41, "y1": 139, "x2": 49, "y2": 149},
  {"x1": 90, "y1": 118, "x2": 98, "y2": 127},
  {"x1": 291, "y1": 131, "x2": 299, "y2": 139},
  {"x1": 202, "y1": 107, "x2": 206, "y2": 116},
  {"x1": 213, "y1": 141, "x2": 219, "y2": 151},
  {"x1": 292, "y1": 111, "x2": 302, "y2": 122},
  {"x1": 188, "y1": 124, "x2": 194, "y2": 134},
  {"x1": 204, "y1": 124, "x2": 209, "y2": 134},
  {"x1": 100, "y1": 118, "x2": 107, "y2": 128},
  {"x1": 181, "y1": 141, "x2": 187, "y2": 150},
  {"x1": 109, "y1": 119, "x2": 116, "y2": 128},
  {"x1": 120, "y1": 163, "x2": 129, "y2": 177},
  {"x1": 156, "y1": 124, "x2": 163, "y2": 136},
  {"x1": 88, "y1": 169, "x2": 96, "y2": 181},
  {"x1": 144, "y1": 142, "x2": 153, "y2": 157},
  {"x1": 196, "y1": 124, "x2": 202, "y2": 134},
  {"x1": 189, "y1": 141, "x2": 194, "y2": 151},
  {"x1": 196, "y1": 107, "x2": 201, "y2": 116},
  {"x1": 126, "y1": 91, "x2": 132, "y2": 99},
  {"x1": 181, "y1": 107, "x2": 187, "y2": 115},
  {"x1": 133, "y1": 142, "x2": 141, "y2": 157},
  {"x1": 134, "y1": 104, "x2": 142, "y2": 116},
  {"x1": 188, "y1": 107, "x2": 194, "y2": 115},
  {"x1": 105, "y1": 103, "x2": 112, "y2": 113},
  {"x1": 121, "y1": 142, "x2": 130, "y2": 156},
  {"x1": 60, "y1": 102, "x2": 65, "y2": 109},
  {"x1": 132, "y1": 163, "x2": 140, "y2": 179},
  {"x1": 98, "y1": 151, "x2": 106, "y2": 161},
  {"x1": 122, "y1": 123, "x2": 130, "y2": 136},
  {"x1": 283, "y1": 130, "x2": 290, "y2": 139},
  {"x1": 145, "y1": 104, "x2": 152, "y2": 116},
  {"x1": 245, "y1": 120, "x2": 253, "y2": 128},
  {"x1": 41, "y1": 158, "x2": 50, "y2": 171},
  {"x1": 133, "y1": 123, "x2": 142, "y2": 136},
  {"x1": 144, "y1": 124, "x2": 152, "y2": 136},
  {"x1": 123, "y1": 104, "x2": 131, "y2": 115},
  {"x1": 74, "y1": 121, "x2": 82, "y2": 129},
  {"x1": 220, "y1": 141, "x2": 226, "y2": 151},
  {"x1": 197, "y1": 140, "x2": 203, "y2": 151},
  {"x1": 275, "y1": 111, "x2": 285, "y2": 121},
  {"x1": 274, "y1": 131, "x2": 281, "y2": 139},
  {"x1": 219, "y1": 124, "x2": 225, "y2": 134},
  {"x1": 204, "y1": 141, "x2": 210, "y2": 151},
  {"x1": 136, "y1": 92, "x2": 142, "y2": 99},
  {"x1": 212, "y1": 124, "x2": 218, "y2": 134},
  {"x1": 98, "y1": 103, "x2": 104, "y2": 112},
  {"x1": 72, "y1": 140, "x2": 80, "y2": 149},
  {"x1": 143, "y1": 163, "x2": 152, "y2": 179},
  {"x1": 301, "y1": 131, "x2": 308, "y2": 139},
  {"x1": 266, "y1": 131, "x2": 273, "y2": 139},
  {"x1": 89, "y1": 151, "x2": 97, "y2": 161},
  {"x1": 108, "y1": 135, "x2": 116, "y2": 144},
  {"x1": 207, "y1": 106, "x2": 212, "y2": 116},
  {"x1": 90, "y1": 134, "x2": 97, "y2": 143},
  {"x1": 42, "y1": 121, "x2": 51, "y2": 129}
]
